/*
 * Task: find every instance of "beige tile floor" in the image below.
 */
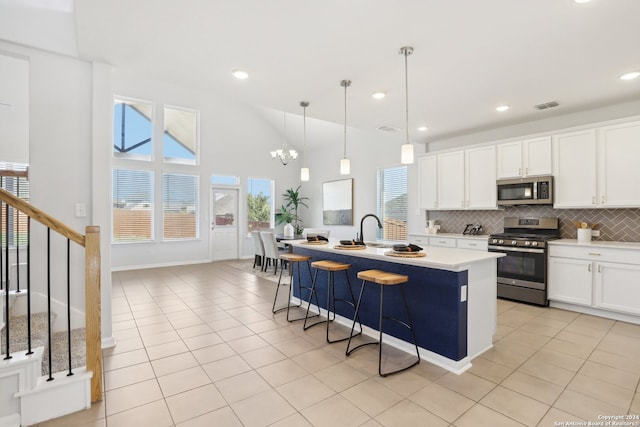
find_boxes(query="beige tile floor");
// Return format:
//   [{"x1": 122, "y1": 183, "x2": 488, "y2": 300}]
[{"x1": 35, "y1": 261, "x2": 640, "y2": 427}]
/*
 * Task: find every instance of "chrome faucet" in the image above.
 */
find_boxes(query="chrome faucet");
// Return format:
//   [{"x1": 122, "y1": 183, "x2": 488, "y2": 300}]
[{"x1": 359, "y1": 214, "x2": 383, "y2": 244}]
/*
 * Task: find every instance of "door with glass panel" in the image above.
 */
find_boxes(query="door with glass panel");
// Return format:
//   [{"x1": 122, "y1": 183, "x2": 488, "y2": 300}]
[{"x1": 210, "y1": 188, "x2": 239, "y2": 261}]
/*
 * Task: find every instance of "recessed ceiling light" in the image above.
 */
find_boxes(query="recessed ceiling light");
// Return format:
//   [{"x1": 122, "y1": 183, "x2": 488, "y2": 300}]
[
  {"x1": 231, "y1": 69, "x2": 249, "y2": 80},
  {"x1": 418, "y1": 126, "x2": 428, "y2": 132},
  {"x1": 371, "y1": 91, "x2": 386, "y2": 100},
  {"x1": 496, "y1": 105, "x2": 510, "y2": 112},
  {"x1": 620, "y1": 71, "x2": 640, "y2": 81}
]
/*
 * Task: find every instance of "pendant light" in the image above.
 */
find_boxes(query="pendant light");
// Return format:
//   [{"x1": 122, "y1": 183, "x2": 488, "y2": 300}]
[
  {"x1": 300, "y1": 101, "x2": 310, "y2": 181},
  {"x1": 340, "y1": 79, "x2": 351, "y2": 175},
  {"x1": 399, "y1": 46, "x2": 414, "y2": 164}
]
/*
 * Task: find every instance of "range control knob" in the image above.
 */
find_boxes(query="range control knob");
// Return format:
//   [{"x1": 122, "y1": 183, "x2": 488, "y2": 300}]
[
  {"x1": 511, "y1": 240, "x2": 517, "y2": 245},
  {"x1": 532, "y1": 241, "x2": 539, "y2": 247},
  {"x1": 491, "y1": 239, "x2": 498, "y2": 244},
  {"x1": 498, "y1": 239, "x2": 504, "y2": 244},
  {"x1": 524, "y1": 241, "x2": 531, "y2": 246}
]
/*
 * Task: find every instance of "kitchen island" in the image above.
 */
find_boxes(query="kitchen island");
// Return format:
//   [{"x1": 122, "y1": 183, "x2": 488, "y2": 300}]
[{"x1": 289, "y1": 240, "x2": 504, "y2": 374}]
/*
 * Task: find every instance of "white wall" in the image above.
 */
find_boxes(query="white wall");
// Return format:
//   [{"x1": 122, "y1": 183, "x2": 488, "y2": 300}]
[
  {"x1": 0, "y1": 52, "x2": 29, "y2": 163},
  {"x1": 426, "y1": 100, "x2": 640, "y2": 152},
  {"x1": 0, "y1": 40, "x2": 96, "y2": 328},
  {"x1": 299, "y1": 125, "x2": 408, "y2": 242},
  {"x1": 109, "y1": 73, "x2": 301, "y2": 268}
]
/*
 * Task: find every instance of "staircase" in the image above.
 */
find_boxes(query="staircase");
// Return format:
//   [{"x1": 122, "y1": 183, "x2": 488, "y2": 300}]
[
  {"x1": 1, "y1": 292, "x2": 93, "y2": 427},
  {"x1": 1, "y1": 181, "x2": 102, "y2": 427}
]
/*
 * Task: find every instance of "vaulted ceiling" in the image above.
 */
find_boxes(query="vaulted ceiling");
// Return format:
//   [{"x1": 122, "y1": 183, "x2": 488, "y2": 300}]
[{"x1": 3, "y1": 0, "x2": 640, "y2": 149}]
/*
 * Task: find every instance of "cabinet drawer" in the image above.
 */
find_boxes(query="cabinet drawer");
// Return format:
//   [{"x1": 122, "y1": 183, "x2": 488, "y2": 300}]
[
  {"x1": 457, "y1": 239, "x2": 488, "y2": 251},
  {"x1": 428, "y1": 237, "x2": 456, "y2": 248},
  {"x1": 549, "y1": 244, "x2": 640, "y2": 264},
  {"x1": 407, "y1": 235, "x2": 429, "y2": 246}
]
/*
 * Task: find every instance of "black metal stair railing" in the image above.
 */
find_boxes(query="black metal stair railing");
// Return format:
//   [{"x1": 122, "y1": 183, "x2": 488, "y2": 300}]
[{"x1": 1, "y1": 176, "x2": 76, "y2": 379}]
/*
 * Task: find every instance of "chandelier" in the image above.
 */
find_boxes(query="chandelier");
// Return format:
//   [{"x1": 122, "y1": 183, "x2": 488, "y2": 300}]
[{"x1": 271, "y1": 112, "x2": 298, "y2": 165}]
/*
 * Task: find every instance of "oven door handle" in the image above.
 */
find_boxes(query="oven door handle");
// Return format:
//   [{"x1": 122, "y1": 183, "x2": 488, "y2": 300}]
[{"x1": 488, "y1": 245, "x2": 545, "y2": 254}]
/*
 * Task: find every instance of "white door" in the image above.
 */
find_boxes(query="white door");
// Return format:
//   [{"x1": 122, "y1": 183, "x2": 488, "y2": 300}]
[{"x1": 210, "y1": 188, "x2": 239, "y2": 261}]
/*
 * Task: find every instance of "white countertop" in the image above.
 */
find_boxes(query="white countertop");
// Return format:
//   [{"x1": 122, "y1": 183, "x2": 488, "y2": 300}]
[
  {"x1": 291, "y1": 239, "x2": 503, "y2": 272},
  {"x1": 550, "y1": 239, "x2": 640, "y2": 251}
]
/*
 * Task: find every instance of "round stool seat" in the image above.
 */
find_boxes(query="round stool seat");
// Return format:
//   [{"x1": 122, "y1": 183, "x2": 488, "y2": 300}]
[
  {"x1": 374, "y1": 272, "x2": 408, "y2": 286},
  {"x1": 311, "y1": 260, "x2": 351, "y2": 271},
  {"x1": 280, "y1": 253, "x2": 312, "y2": 263},
  {"x1": 357, "y1": 270, "x2": 391, "y2": 282}
]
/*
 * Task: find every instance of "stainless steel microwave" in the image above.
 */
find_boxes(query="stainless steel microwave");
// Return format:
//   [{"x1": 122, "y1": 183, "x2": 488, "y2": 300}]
[{"x1": 497, "y1": 176, "x2": 553, "y2": 206}]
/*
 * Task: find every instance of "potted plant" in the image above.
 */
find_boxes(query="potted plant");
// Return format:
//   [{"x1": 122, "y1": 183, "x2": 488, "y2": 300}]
[{"x1": 275, "y1": 186, "x2": 309, "y2": 236}]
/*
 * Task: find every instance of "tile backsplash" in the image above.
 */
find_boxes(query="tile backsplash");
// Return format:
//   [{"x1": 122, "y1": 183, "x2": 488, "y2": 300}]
[{"x1": 426, "y1": 207, "x2": 640, "y2": 242}]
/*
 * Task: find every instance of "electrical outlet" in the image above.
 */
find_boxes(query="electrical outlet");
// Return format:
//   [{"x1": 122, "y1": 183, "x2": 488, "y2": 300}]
[{"x1": 591, "y1": 229, "x2": 600, "y2": 237}]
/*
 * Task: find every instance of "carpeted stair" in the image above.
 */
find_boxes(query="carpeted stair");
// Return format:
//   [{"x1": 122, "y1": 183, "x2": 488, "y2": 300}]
[{"x1": 1, "y1": 310, "x2": 86, "y2": 376}]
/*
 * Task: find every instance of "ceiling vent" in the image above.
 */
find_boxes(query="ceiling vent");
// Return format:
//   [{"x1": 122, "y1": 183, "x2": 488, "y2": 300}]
[
  {"x1": 534, "y1": 101, "x2": 559, "y2": 110},
  {"x1": 377, "y1": 125, "x2": 400, "y2": 132}
]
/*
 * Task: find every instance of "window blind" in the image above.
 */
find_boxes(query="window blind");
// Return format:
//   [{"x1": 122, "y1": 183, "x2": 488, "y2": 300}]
[
  {"x1": 112, "y1": 169, "x2": 153, "y2": 242},
  {"x1": 376, "y1": 166, "x2": 408, "y2": 241},
  {"x1": 163, "y1": 173, "x2": 199, "y2": 240}
]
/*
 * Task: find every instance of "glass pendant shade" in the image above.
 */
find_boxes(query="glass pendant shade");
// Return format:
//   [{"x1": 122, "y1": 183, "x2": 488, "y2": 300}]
[
  {"x1": 401, "y1": 143, "x2": 414, "y2": 164},
  {"x1": 300, "y1": 167, "x2": 310, "y2": 181},
  {"x1": 340, "y1": 158, "x2": 351, "y2": 175}
]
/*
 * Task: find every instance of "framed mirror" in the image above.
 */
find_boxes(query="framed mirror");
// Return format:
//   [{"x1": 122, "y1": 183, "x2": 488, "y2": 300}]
[{"x1": 322, "y1": 178, "x2": 353, "y2": 225}]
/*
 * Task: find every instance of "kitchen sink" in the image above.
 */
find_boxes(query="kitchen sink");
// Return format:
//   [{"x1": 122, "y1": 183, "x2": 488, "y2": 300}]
[{"x1": 364, "y1": 242, "x2": 395, "y2": 248}]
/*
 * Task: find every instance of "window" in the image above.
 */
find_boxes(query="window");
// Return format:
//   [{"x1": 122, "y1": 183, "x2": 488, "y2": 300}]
[
  {"x1": 376, "y1": 166, "x2": 408, "y2": 241},
  {"x1": 113, "y1": 99, "x2": 153, "y2": 160},
  {"x1": 211, "y1": 175, "x2": 239, "y2": 185},
  {"x1": 112, "y1": 169, "x2": 153, "y2": 242},
  {"x1": 0, "y1": 164, "x2": 29, "y2": 246},
  {"x1": 247, "y1": 178, "x2": 273, "y2": 233},
  {"x1": 163, "y1": 106, "x2": 198, "y2": 165},
  {"x1": 112, "y1": 97, "x2": 201, "y2": 244},
  {"x1": 163, "y1": 173, "x2": 199, "y2": 240}
]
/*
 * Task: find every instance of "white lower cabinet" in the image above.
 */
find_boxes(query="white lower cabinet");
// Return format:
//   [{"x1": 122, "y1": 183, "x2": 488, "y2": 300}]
[
  {"x1": 407, "y1": 235, "x2": 487, "y2": 251},
  {"x1": 594, "y1": 262, "x2": 640, "y2": 315},
  {"x1": 548, "y1": 257, "x2": 593, "y2": 306},
  {"x1": 548, "y1": 244, "x2": 640, "y2": 317}
]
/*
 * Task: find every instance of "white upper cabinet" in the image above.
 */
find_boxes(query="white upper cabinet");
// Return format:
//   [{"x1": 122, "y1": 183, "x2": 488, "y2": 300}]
[
  {"x1": 598, "y1": 121, "x2": 640, "y2": 207},
  {"x1": 438, "y1": 151, "x2": 465, "y2": 209},
  {"x1": 418, "y1": 146, "x2": 496, "y2": 211},
  {"x1": 552, "y1": 129, "x2": 597, "y2": 208},
  {"x1": 496, "y1": 136, "x2": 552, "y2": 179},
  {"x1": 553, "y1": 121, "x2": 640, "y2": 208},
  {"x1": 418, "y1": 155, "x2": 438, "y2": 209},
  {"x1": 465, "y1": 145, "x2": 496, "y2": 209}
]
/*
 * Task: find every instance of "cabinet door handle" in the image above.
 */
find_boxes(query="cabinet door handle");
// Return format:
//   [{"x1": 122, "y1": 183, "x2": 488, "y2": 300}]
[
  {"x1": 469, "y1": 243, "x2": 477, "y2": 246},
  {"x1": 518, "y1": 167, "x2": 522, "y2": 176},
  {"x1": 592, "y1": 196, "x2": 596, "y2": 205},
  {"x1": 588, "y1": 253, "x2": 601, "y2": 256},
  {"x1": 525, "y1": 167, "x2": 528, "y2": 176},
  {"x1": 588, "y1": 264, "x2": 592, "y2": 272},
  {"x1": 597, "y1": 265, "x2": 601, "y2": 273},
  {"x1": 602, "y1": 195, "x2": 606, "y2": 204},
  {"x1": 461, "y1": 201, "x2": 465, "y2": 208}
]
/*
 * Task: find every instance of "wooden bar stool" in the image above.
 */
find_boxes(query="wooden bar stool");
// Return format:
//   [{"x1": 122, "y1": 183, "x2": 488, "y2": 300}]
[
  {"x1": 303, "y1": 260, "x2": 362, "y2": 343},
  {"x1": 346, "y1": 269, "x2": 420, "y2": 376},
  {"x1": 273, "y1": 253, "x2": 319, "y2": 322}
]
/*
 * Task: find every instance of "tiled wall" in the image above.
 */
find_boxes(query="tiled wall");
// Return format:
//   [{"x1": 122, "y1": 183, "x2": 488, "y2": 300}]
[{"x1": 426, "y1": 207, "x2": 640, "y2": 242}]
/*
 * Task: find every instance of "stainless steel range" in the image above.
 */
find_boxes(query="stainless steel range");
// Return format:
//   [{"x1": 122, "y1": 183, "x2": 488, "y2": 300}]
[{"x1": 488, "y1": 217, "x2": 559, "y2": 306}]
